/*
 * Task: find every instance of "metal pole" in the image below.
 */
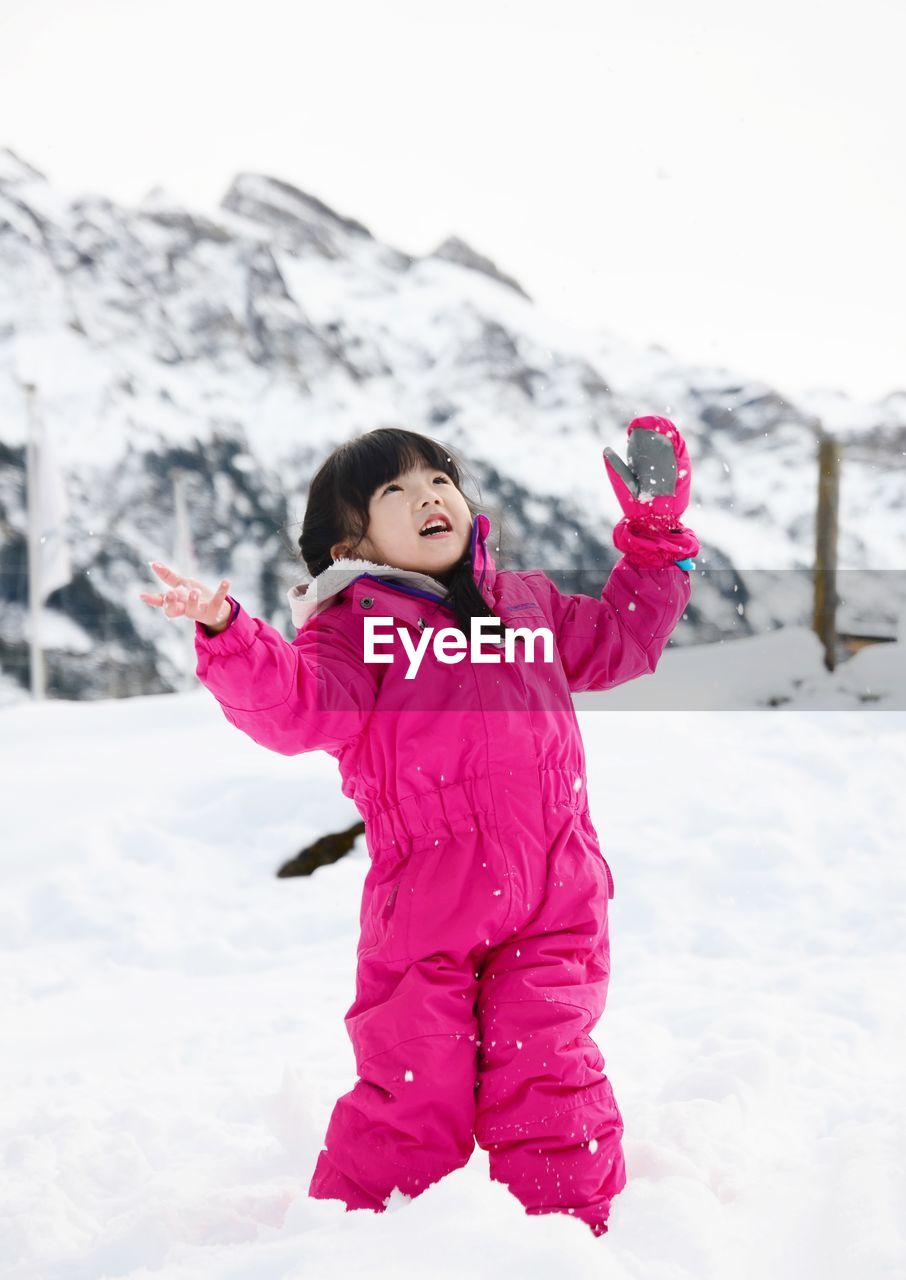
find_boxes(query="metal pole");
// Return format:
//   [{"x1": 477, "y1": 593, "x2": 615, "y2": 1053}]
[
  {"x1": 24, "y1": 382, "x2": 46, "y2": 700},
  {"x1": 172, "y1": 469, "x2": 198, "y2": 689},
  {"x1": 813, "y1": 428, "x2": 840, "y2": 672}
]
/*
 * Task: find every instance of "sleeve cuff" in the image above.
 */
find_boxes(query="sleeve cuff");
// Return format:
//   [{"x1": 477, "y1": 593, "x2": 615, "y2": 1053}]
[{"x1": 194, "y1": 596, "x2": 258, "y2": 655}]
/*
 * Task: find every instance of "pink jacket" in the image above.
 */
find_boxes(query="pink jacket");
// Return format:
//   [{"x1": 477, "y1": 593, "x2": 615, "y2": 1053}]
[
  {"x1": 194, "y1": 513, "x2": 691, "y2": 867},
  {"x1": 193, "y1": 510, "x2": 692, "y2": 1233}
]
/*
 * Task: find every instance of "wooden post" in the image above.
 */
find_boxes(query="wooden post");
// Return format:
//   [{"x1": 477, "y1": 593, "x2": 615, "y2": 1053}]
[{"x1": 813, "y1": 428, "x2": 840, "y2": 672}]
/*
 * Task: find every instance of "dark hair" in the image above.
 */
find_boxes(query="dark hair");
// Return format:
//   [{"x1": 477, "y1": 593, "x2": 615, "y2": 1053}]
[{"x1": 298, "y1": 426, "x2": 504, "y2": 639}]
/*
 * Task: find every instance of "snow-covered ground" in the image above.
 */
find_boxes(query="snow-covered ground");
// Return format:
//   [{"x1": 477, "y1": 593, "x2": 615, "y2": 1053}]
[{"x1": 2, "y1": 630, "x2": 905, "y2": 1278}]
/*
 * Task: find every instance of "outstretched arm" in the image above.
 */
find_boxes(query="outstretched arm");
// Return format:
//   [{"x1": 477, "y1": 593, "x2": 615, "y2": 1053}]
[
  {"x1": 194, "y1": 600, "x2": 377, "y2": 757},
  {"x1": 522, "y1": 415, "x2": 700, "y2": 692},
  {"x1": 140, "y1": 561, "x2": 376, "y2": 756},
  {"x1": 518, "y1": 558, "x2": 691, "y2": 692}
]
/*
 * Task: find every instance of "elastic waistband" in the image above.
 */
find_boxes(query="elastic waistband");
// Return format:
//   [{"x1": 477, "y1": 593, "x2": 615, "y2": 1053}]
[
  {"x1": 366, "y1": 773, "x2": 496, "y2": 858},
  {"x1": 364, "y1": 766, "x2": 588, "y2": 860}
]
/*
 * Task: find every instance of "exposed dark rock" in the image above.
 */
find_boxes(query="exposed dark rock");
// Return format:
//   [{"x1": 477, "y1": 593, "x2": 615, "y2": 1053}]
[{"x1": 429, "y1": 235, "x2": 531, "y2": 299}]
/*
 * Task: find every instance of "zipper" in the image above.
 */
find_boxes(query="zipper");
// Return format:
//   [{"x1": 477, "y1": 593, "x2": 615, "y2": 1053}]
[
  {"x1": 579, "y1": 808, "x2": 614, "y2": 899},
  {"x1": 601, "y1": 855, "x2": 614, "y2": 899},
  {"x1": 472, "y1": 518, "x2": 488, "y2": 593},
  {"x1": 382, "y1": 881, "x2": 400, "y2": 919}
]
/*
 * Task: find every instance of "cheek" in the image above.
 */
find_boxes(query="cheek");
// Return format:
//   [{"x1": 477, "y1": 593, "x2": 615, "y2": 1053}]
[{"x1": 366, "y1": 512, "x2": 390, "y2": 542}]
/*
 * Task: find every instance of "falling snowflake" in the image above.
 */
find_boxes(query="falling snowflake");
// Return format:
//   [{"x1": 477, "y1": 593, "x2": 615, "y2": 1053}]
[{"x1": 404, "y1": 1069, "x2": 414, "y2": 1082}]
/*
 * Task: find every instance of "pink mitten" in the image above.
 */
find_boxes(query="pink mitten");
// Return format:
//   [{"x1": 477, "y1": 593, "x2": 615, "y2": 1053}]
[{"x1": 603, "y1": 415, "x2": 700, "y2": 568}]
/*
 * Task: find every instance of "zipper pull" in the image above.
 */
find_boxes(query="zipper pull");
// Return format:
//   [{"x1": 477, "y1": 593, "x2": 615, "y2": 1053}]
[{"x1": 382, "y1": 881, "x2": 400, "y2": 918}]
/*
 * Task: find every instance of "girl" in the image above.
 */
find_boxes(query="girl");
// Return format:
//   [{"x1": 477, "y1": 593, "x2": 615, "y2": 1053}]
[{"x1": 139, "y1": 418, "x2": 699, "y2": 1238}]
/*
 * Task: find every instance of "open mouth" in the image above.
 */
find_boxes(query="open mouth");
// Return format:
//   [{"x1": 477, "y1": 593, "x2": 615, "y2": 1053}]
[{"x1": 419, "y1": 517, "x2": 453, "y2": 539}]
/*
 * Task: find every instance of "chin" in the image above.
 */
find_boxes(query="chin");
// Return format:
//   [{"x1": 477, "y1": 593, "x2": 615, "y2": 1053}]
[{"x1": 422, "y1": 552, "x2": 458, "y2": 576}]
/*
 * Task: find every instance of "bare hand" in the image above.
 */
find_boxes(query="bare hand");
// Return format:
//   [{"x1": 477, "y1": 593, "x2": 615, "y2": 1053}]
[{"x1": 139, "y1": 561, "x2": 232, "y2": 628}]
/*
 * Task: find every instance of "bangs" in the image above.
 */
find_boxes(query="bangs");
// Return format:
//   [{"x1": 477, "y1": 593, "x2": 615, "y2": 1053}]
[
  {"x1": 338, "y1": 430, "x2": 461, "y2": 500},
  {"x1": 332, "y1": 428, "x2": 464, "y2": 540}
]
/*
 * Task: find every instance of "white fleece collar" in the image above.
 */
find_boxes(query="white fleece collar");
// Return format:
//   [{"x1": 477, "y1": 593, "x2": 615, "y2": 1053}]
[{"x1": 287, "y1": 558, "x2": 451, "y2": 629}]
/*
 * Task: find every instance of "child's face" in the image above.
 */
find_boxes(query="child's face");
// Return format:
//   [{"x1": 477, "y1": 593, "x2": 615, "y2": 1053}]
[{"x1": 333, "y1": 463, "x2": 473, "y2": 578}]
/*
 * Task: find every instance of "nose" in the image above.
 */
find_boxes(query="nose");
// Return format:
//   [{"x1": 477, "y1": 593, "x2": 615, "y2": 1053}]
[{"x1": 417, "y1": 485, "x2": 443, "y2": 508}]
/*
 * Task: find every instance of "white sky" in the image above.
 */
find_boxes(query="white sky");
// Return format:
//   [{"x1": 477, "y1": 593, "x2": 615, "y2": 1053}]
[{"x1": 1, "y1": 0, "x2": 903, "y2": 403}]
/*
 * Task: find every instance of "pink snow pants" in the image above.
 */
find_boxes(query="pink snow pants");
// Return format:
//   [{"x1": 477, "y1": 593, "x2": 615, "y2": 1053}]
[{"x1": 308, "y1": 798, "x2": 626, "y2": 1238}]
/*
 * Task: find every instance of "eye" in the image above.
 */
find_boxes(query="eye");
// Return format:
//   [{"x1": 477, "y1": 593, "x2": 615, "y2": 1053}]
[
  {"x1": 434, "y1": 475, "x2": 449, "y2": 484},
  {"x1": 381, "y1": 482, "x2": 402, "y2": 495}
]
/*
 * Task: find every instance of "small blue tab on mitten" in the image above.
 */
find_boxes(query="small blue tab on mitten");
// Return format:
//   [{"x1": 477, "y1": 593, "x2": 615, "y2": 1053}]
[{"x1": 674, "y1": 557, "x2": 695, "y2": 571}]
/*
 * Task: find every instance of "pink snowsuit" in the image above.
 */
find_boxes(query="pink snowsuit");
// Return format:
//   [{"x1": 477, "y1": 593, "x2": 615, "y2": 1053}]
[{"x1": 194, "y1": 513, "x2": 692, "y2": 1236}]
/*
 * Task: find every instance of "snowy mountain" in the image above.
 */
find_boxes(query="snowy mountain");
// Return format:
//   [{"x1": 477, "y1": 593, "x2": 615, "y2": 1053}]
[{"x1": 0, "y1": 144, "x2": 903, "y2": 701}]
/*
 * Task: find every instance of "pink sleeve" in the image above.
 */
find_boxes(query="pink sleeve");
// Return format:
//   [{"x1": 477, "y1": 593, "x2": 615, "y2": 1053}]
[
  {"x1": 519, "y1": 558, "x2": 692, "y2": 693},
  {"x1": 193, "y1": 598, "x2": 377, "y2": 756}
]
